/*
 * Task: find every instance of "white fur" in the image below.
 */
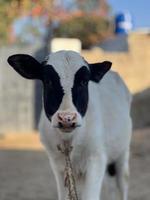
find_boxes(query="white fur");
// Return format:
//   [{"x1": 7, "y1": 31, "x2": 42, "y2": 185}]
[{"x1": 39, "y1": 51, "x2": 132, "y2": 200}]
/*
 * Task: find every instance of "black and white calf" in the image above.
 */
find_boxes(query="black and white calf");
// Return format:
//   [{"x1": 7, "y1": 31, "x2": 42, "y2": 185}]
[{"x1": 8, "y1": 50, "x2": 132, "y2": 200}]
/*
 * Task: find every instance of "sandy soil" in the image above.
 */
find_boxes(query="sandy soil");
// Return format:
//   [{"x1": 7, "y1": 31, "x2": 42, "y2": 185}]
[{"x1": 0, "y1": 128, "x2": 150, "y2": 200}]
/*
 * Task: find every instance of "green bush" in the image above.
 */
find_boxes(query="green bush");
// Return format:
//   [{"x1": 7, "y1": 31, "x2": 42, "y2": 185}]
[{"x1": 54, "y1": 14, "x2": 112, "y2": 49}]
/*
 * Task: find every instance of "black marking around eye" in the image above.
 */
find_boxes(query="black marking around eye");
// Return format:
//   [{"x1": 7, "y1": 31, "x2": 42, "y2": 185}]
[
  {"x1": 72, "y1": 66, "x2": 90, "y2": 117},
  {"x1": 42, "y1": 65, "x2": 64, "y2": 120}
]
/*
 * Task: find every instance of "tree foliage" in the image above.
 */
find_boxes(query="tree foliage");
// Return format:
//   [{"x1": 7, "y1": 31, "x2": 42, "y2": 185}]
[
  {"x1": 0, "y1": 0, "x2": 18, "y2": 43},
  {"x1": 0, "y1": 0, "x2": 52, "y2": 44},
  {"x1": 0, "y1": 0, "x2": 112, "y2": 47},
  {"x1": 54, "y1": 14, "x2": 111, "y2": 49}
]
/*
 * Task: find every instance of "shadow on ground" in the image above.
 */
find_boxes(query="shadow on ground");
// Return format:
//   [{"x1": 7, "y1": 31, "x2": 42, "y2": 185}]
[
  {"x1": 0, "y1": 128, "x2": 150, "y2": 200},
  {"x1": 0, "y1": 150, "x2": 56, "y2": 200}
]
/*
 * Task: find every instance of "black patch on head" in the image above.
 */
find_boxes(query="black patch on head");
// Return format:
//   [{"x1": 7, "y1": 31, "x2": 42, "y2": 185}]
[
  {"x1": 41, "y1": 65, "x2": 64, "y2": 120},
  {"x1": 72, "y1": 66, "x2": 90, "y2": 117},
  {"x1": 107, "y1": 162, "x2": 116, "y2": 177}
]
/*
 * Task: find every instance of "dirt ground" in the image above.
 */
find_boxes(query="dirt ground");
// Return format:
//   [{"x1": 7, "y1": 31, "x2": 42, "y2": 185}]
[{"x1": 0, "y1": 128, "x2": 150, "y2": 200}]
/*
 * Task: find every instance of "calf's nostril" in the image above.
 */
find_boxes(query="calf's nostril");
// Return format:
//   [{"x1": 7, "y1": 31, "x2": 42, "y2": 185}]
[
  {"x1": 71, "y1": 123, "x2": 76, "y2": 128},
  {"x1": 58, "y1": 122, "x2": 63, "y2": 128}
]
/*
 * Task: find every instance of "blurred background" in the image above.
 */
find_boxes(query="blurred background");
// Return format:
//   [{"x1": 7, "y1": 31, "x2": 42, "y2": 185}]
[{"x1": 0, "y1": 0, "x2": 150, "y2": 199}]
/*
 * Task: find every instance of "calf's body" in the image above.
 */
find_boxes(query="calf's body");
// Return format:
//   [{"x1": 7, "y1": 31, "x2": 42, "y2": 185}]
[
  {"x1": 8, "y1": 50, "x2": 132, "y2": 200},
  {"x1": 39, "y1": 70, "x2": 132, "y2": 200}
]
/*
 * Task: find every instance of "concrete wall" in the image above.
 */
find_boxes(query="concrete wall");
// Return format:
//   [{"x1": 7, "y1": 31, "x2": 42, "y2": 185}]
[
  {"x1": 82, "y1": 32, "x2": 150, "y2": 94},
  {"x1": 82, "y1": 32, "x2": 150, "y2": 129},
  {"x1": 0, "y1": 45, "x2": 39, "y2": 132},
  {"x1": 0, "y1": 32, "x2": 150, "y2": 132},
  {"x1": 51, "y1": 38, "x2": 81, "y2": 53}
]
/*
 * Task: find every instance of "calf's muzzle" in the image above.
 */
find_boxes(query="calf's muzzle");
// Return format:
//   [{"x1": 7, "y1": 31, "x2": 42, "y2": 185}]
[{"x1": 57, "y1": 112, "x2": 78, "y2": 132}]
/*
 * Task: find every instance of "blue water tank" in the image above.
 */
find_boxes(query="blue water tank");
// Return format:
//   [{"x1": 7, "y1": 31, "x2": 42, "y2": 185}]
[{"x1": 115, "y1": 12, "x2": 132, "y2": 34}]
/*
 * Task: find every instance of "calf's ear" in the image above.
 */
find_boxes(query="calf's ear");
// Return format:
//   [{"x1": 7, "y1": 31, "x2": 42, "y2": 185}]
[
  {"x1": 7, "y1": 54, "x2": 43, "y2": 79},
  {"x1": 89, "y1": 61, "x2": 112, "y2": 83}
]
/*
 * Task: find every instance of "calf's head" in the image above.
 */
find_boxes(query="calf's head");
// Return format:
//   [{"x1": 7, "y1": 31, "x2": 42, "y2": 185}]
[{"x1": 8, "y1": 51, "x2": 111, "y2": 133}]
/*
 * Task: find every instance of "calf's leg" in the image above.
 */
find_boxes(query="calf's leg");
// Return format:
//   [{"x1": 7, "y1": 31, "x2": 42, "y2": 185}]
[
  {"x1": 81, "y1": 155, "x2": 107, "y2": 200},
  {"x1": 49, "y1": 159, "x2": 66, "y2": 200},
  {"x1": 116, "y1": 151, "x2": 130, "y2": 200}
]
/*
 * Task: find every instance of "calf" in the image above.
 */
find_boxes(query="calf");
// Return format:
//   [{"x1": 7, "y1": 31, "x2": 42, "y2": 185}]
[{"x1": 8, "y1": 50, "x2": 132, "y2": 200}]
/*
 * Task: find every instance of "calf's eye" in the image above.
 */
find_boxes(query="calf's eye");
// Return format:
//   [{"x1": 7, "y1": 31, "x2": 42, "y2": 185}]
[
  {"x1": 45, "y1": 80, "x2": 53, "y2": 88},
  {"x1": 80, "y1": 80, "x2": 88, "y2": 87}
]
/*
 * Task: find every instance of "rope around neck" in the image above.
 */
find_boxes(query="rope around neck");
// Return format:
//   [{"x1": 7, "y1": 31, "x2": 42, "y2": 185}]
[{"x1": 57, "y1": 141, "x2": 79, "y2": 200}]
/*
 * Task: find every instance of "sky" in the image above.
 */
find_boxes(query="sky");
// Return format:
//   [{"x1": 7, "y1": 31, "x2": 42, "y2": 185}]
[{"x1": 108, "y1": 0, "x2": 150, "y2": 29}]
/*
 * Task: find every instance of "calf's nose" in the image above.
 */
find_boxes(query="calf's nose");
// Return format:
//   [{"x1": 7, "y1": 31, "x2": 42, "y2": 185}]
[{"x1": 57, "y1": 112, "x2": 77, "y2": 129}]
